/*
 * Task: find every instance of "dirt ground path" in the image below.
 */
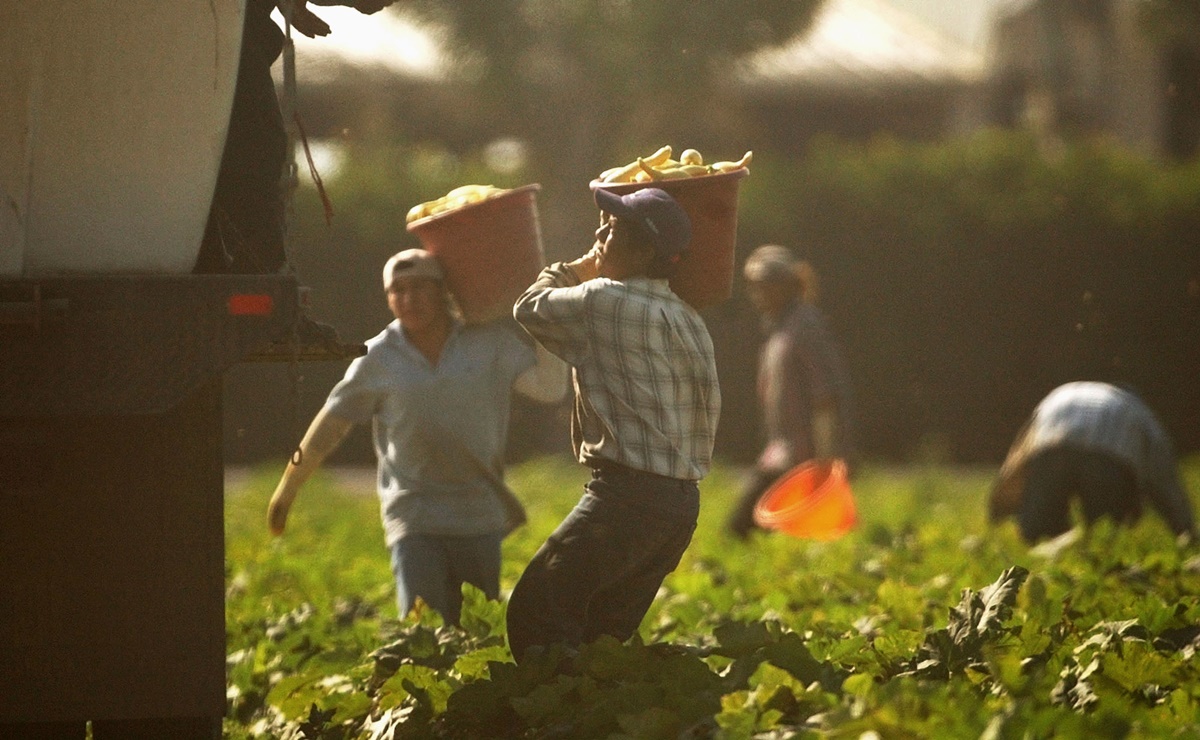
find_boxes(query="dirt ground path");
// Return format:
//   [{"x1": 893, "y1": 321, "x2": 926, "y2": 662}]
[{"x1": 224, "y1": 465, "x2": 377, "y2": 495}]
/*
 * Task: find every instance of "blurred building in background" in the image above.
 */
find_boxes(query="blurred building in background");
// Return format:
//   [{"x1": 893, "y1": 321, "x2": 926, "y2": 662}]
[
  {"x1": 739, "y1": 0, "x2": 1200, "y2": 160},
  {"x1": 987, "y1": 0, "x2": 1200, "y2": 161},
  {"x1": 735, "y1": 0, "x2": 995, "y2": 151}
]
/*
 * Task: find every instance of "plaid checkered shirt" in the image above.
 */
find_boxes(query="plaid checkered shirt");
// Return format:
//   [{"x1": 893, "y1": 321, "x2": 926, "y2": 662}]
[{"x1": 513, "y1": 263, "x2": 721, "y2": 480}]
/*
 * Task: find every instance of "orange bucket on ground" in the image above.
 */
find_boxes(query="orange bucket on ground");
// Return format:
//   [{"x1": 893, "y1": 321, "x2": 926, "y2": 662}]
[
  {"x1": 407, "y1": 184, "x2": 545, "y2": 324},
  {"x1": 753, "y1": 459, "x2": 857, "y2": 541},
  {"x1": 589, "y1": 168, "x2": 749, "y2": 310}
]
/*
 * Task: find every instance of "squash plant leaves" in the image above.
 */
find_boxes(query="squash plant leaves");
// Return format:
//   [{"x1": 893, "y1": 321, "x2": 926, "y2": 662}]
[{"x1": 898, "y1": 566, "x2": 1030, "y2": 681}]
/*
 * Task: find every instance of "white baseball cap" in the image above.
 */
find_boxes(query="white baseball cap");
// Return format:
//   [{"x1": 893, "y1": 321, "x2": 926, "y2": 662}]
[{"x1": 383, "y1": 248, "x2": 444, "y2": 289}]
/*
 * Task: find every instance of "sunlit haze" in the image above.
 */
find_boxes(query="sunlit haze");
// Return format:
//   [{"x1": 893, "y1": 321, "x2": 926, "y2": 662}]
[{"x1": 273, "y1": 5, "x2": 443, "y2": 81}]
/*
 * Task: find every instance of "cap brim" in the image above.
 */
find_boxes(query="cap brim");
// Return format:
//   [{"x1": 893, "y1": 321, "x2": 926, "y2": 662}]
[{"x1": 594, "y1": 188, "x2": 635, "y2": 219}]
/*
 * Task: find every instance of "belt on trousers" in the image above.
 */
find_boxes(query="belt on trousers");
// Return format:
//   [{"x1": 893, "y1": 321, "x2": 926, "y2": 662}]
[{"x1": 589, "y1": 457, "x2": 691, "y2": 485}]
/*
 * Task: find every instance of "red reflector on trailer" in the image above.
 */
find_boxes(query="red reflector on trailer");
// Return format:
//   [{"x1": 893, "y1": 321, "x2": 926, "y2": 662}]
[{"x1": 228, "y1": 294, "x2": 274, "y2": 316}]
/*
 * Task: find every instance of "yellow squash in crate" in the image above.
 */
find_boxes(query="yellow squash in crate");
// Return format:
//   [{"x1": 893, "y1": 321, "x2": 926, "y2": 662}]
[
  {"x1": 406, "y1": 183, "x2": 545, "y2": 324},
  {"x1": 405, "y1": 184, "x2": 508, "y2": 224},
  {"x1": 590, "y1": 148, "x2": 752, "y2": 311},
  {"x1": 597, "y1": 146, "x2": 752, "y2": 184}
]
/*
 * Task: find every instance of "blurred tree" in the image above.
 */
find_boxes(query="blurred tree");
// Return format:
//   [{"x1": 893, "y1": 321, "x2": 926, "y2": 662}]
[
  {"x1": 1137, "y1": 0, "x2": 1200, "y2": 49},
  {"x1": 1137, "y1": 0, "x2": 1200, "y2": 159},
  {"x1": 396, "y1": 0, "x2": 824, "y2": 258},
  {"x1": 242, "y1": 0, "x2": 825, "y2": 464}
]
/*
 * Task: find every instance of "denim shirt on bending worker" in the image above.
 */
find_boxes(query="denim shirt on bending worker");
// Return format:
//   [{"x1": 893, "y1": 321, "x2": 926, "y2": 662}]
[{"x1": 322, "y1": 318, "x2": 536, "y2": 546}]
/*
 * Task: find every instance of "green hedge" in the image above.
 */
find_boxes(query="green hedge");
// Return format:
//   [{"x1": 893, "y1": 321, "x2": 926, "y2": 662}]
[
  {"x1": 721, "y1": 130, "x2": 1200, "y2": 462},
  {"x1": 226, "y1": 132, "x2": 1200, "y2": 467}
]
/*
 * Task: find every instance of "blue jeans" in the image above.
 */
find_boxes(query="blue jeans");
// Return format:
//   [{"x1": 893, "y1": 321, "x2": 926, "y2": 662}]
[
  {"x1": 505, "y1": 464, "x2": 699, "y2": 662},
  {"x1": 389, "y1": 531, "x2": 504, "y2": 625}
]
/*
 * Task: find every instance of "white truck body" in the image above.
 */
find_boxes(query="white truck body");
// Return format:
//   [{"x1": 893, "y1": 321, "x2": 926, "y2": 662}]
[{"x1": 0, "y1": 0, "x2": 244, "y2": 277}]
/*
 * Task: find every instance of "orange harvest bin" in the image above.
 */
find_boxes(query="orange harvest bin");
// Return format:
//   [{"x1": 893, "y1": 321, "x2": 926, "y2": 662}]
[
  {"x1": 407, "y1": 184, "x2": 545, "y2": 324},
  {"x1": 753, "y1": 459, "x2": 857, "y2": 541},
  {"x1": 590, "y1": 167, "x2": 749, "y2": 310}
]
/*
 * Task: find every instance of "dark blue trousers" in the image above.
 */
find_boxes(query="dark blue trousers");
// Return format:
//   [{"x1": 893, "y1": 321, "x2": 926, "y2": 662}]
[
  {"x1": 506, "y1": 464, "x2": 699, "y2": 663},
  {"x1": 389, "y1": 531, "x2": 503, "y2": 626},
  {"x1": 1017, "y1": 446, "x2": 1140, "y2": 542}
]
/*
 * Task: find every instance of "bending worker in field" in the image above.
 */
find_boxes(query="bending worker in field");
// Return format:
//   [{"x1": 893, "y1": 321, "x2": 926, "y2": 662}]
[
  {"x1": 267, "y1": 248, "x2": 566, "y2": 625},
  {"x1": 507, "y1": 187, "x2": 721, "y2": 663},
  {"x1": 989, "y1": 381, "x2": 1196, "y2": 544}
]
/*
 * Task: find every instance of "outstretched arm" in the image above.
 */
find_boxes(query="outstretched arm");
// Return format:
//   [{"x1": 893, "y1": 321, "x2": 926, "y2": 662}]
[
  {"x1": 267, "y1": 406, "x2": 356, "y2": 535},
  {"x1": 1147, "y1": 473, "x2": 1197, "y2": 541},
  {"x1": 1142, "y1": 439, "x2": 1197, "y2": 540}
]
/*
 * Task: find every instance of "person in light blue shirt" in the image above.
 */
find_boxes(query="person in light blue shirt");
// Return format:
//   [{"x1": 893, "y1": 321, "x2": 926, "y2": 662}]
[{"x1": 268, "y1": 248, "x2": 566, "y2": 624}]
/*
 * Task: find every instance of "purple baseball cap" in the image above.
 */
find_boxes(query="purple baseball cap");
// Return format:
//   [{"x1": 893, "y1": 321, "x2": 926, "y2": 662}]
[{"x1": 594, "y1": 187, "x2": 693, "y2": 263}]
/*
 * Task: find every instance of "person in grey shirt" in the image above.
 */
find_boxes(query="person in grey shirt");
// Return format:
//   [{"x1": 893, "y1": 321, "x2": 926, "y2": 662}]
[
  {"x1": 267, "y1": 248, "x2": 565, "y2": 624},
  {"x1": 725, "y1": 244, "x2": 855, "y2": 539},
  {"x1": 990, "y1": 381, "x2": 1196, "y2": 543}
]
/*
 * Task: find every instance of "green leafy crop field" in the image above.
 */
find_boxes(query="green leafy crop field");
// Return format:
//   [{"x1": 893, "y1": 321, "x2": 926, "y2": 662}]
[{"x1": 224, "y1": 457, "x2": 1200, "y2": 739}]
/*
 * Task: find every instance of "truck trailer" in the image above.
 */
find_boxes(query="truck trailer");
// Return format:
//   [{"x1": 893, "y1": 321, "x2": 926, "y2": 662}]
[{"x1": 1, "y1": 2, "x2": 359, "y2": 736}]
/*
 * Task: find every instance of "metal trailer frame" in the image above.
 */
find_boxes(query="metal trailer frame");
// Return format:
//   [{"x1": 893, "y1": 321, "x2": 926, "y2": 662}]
[{"x1": 0, "y1": 274, "x2": 359, "y2": 738}]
